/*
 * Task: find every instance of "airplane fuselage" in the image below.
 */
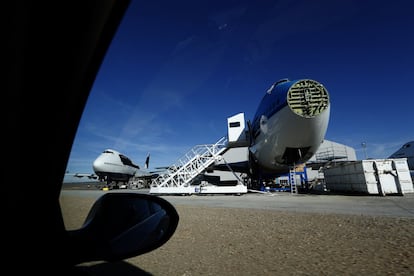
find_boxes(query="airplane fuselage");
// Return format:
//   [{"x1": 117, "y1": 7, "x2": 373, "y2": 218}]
[
  {"x1": 92, "y1": 149, "x2": 139, "y2": 183},
  {"x1": 249, "y1": 79, "x2": 330, "y2": 173}
]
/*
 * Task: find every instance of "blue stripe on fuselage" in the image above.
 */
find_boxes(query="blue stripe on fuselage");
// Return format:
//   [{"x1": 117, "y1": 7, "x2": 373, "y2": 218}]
[{"x1": 251, "y1": 80, "x2": 297, "y2": 137}]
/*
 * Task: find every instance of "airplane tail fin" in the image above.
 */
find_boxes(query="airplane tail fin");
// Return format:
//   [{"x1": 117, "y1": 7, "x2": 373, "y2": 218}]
[{"x1": 145, "y1": 153, "x2": 150, "y2": 169}]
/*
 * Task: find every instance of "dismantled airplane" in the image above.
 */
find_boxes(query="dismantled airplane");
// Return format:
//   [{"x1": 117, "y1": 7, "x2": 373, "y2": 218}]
[
  {"x1": 210, "y1": 79, "x2": 330, "y2": 169},
  {"x1": 248, "y1": 78, "x2": 329, "y2": 174}
]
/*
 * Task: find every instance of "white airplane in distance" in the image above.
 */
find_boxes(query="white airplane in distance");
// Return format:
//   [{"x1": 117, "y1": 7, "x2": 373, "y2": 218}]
[{"x1": 91, "y1": 149, "x2": 156, "y2": 188}]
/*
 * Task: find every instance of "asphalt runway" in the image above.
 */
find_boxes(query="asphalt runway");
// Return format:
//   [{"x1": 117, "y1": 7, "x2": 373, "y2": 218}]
[{"x1": 60, "y1": 188, "x2": 414, "y2": 218}]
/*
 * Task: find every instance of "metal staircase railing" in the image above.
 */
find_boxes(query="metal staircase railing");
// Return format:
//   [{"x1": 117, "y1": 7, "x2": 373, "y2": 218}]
[{"x1": 149, "y1": 136, "x2": 228, "y2": 193}]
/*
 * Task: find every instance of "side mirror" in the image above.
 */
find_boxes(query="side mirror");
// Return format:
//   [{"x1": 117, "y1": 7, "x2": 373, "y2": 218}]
[{"x1": 67, "y1": 193, "x2": 179, "y2": 265}]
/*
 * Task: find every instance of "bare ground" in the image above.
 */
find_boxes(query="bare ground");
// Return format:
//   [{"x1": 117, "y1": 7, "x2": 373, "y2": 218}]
[{"x1": 60, "y1": 195, "x2": 414, "y2": 276}]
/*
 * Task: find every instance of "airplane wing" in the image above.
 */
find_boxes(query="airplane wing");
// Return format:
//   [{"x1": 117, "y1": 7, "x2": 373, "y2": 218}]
[
  {"x1": 134, "y1": 169, "x2": 163, "y2": 179},
  {"x1": 66, "y1": 173, "x2": 99, "y2": 180},
  {"x1": 154, "y1": 166, "x2": 172, "y2": 170},
  {"x1": 207, "y1": 161, "x2": 250, "y2": 174}
]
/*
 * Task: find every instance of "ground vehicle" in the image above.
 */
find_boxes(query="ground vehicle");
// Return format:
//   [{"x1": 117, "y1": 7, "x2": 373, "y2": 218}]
[{"x1": 6, "y1": 1, "x2": 178, "y2": 274}]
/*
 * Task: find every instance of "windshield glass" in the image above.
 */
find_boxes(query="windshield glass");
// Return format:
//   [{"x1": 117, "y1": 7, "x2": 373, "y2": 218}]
[{"x1": 61, "y1": 1, "x2": 414, "y2": 274}]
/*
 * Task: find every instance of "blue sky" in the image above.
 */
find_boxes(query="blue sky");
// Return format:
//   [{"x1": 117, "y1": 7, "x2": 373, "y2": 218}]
[{"x1": 65, "y1": 0, "x2": 414, "y2": 177}]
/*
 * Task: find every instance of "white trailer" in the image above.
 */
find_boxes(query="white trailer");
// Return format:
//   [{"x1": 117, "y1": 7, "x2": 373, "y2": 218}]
[{"x1": 324, "y1": 158, "x2": 413, "y2": 195}]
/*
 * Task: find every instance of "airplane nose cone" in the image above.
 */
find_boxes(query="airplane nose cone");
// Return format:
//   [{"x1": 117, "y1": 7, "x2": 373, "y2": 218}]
[{"x1": 93, "y1": 156, "x2": 104, "y2": 173}]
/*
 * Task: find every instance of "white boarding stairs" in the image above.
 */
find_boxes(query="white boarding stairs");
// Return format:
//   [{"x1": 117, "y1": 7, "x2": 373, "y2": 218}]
[{"x1": 150, "y1": 136, "x2": 247, "y2": 194}]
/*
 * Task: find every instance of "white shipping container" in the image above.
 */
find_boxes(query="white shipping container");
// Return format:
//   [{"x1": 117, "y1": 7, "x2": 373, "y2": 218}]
[{"x1": 324, "y1": 158, "x2": 413, "y2": 195}]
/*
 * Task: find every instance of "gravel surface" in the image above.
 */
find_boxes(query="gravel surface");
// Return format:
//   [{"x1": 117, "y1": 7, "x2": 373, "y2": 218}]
[{"x1": 60, "y1": 194, "x2": 414, "y2": 275}]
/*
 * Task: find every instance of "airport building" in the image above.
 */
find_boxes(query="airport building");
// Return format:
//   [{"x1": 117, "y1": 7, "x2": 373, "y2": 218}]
[
  {"x1": 305, "y1": 139, "x2": 357, "y2": 183},
  {"x1": 308, "y1": 140, "x2": 357, "y2": 164}
]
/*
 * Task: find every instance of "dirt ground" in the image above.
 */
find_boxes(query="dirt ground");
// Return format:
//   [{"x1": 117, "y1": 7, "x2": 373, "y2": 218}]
[{"x1": 60, "y1": 195, "x2": 414, "y2": 276}]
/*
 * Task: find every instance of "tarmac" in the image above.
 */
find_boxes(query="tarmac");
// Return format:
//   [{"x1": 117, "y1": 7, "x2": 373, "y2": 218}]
[
  {"x1": 60, "y1": 187, "x2": 414, "y2": 275},
  {"x1": 60, "y1": 187, "x2": 414, "y2": 218}
]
